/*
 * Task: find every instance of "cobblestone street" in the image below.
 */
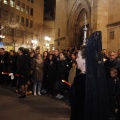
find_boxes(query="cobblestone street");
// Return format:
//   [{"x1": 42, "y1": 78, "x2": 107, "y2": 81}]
[{"x1": 0, "y1": 86, "x2": 70, "y2": 120}]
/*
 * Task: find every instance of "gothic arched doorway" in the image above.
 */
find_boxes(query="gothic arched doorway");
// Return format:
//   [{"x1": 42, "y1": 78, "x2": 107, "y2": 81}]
[
  {"x1": 74, "y1": 9, "x2": 90, "y2": 48},
  {"x1": 68, "y1": 0, "x2": 91, "y2": 48}
]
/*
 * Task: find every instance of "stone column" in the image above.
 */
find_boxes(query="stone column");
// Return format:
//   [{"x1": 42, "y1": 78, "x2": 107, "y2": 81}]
[{"x1": 92, "y1": 0, "x2": 108, "y2": 49}]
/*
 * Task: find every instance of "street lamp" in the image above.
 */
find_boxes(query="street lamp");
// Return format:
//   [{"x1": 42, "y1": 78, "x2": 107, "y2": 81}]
[
  {"x1": 44, "y1": 36, "x2": 51, "y2": 42},
  {"x1": 31, "y1": 39, "x2": 38, "y2": 49},
  {"x1": 44, "y1": 36, "x2": 51, "y2": 50},
  {"x1": 0, "y1": 35, "x2": 5, "y2": 41}
]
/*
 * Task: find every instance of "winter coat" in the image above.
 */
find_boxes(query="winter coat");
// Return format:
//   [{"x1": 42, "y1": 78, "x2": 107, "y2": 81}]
[
  {"x1": 55, "y1": 58, "x2": 69, "y2": 81},
  {"x1": 44, "y1": 60, "x2": 56, "y2": 79},
  {"x1": 0, "y1": 52, "x2": 9, "y2": 72},
  {"x1": 31, "y1": 59, "x2": 44, "y2": 81},
  {"x1": 8, "y1": 55, "x2": 17, "y2": 73},
  {"x1": 16, "y1": 54, "x2": 30, "y2": 78}
]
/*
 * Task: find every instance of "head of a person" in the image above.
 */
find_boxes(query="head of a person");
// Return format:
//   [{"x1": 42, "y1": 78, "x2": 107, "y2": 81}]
[
  {"x1": 71, "y1": 60, "x2": 77, "y2": 68},
  {"x1": 30, "y1": 51, "x2": 35, "y2": 57},
  {"x1": 67, "y1": 51, "x2": 70, "y2": 56},
  {"x1": 59, "y1": 52, "x2": 65, "y2": 60},
  {"x1": 0, "y1": 48, "x2": 5, "y2": 55},
  {"x1": 54, "y1": 49, "x2": 59, "y2": 56},
  {"x1": 76, "y1": 45, "x2": 86, "y2": 73},
  {"x1": 9, "y1": 50, "x2": 15, "y2": 56},
  {"x1": 110, "y1": 68, "x2": 118, "y2": 78},
  {"x1": 43, "y1": 51, "x2": 48, "y2": 58},
  {"x1": 102, "y1": 49, "x2": 107, "y2": 54},
  {"x1": 36, "y1": 53, "x2": 42, "y2": 60},
  {"x1": 35, "y1": 49, "x2": 40, "y2": 54},
  {"x1": 18, "y1": 47, "x2": 24, "y2": 55},
  {"x1": 71, "y1": 53, "x2": 76, "y2": 60},
  {"x1": 117, "y1": 49, "x2": 120, "y2": 56},
  {"x1": 48, "y1": 54, "x2": 54, "y2": 61},
  {"x1": 108, "y1": 51, "x2": 116, "y2": 61}
]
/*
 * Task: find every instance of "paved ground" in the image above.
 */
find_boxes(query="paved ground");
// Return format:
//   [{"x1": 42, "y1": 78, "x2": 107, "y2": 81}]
[{"x1": 0, "y1": 86, "x2": 70, "y2": 120}]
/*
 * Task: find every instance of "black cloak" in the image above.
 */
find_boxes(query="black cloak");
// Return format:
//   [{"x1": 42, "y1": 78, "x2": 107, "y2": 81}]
[{"x1": 85, "y1": 31, "x2": 109, "y2": 120}]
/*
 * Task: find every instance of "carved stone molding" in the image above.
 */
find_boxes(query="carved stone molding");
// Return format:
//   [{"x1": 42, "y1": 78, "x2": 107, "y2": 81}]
[{"x1": 67, "y1": 0, "x2": 91, "y2": 47}]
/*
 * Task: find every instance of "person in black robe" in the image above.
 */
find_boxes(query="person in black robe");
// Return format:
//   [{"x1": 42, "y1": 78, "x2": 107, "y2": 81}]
[
  {"x1": 70, "y1": 31, "x2": 109, "y2": 120},
  {"x1": 70, "y1": 45, "x2": 86, "y2": 120},
  {"x1": 85, "y1": 31, "x2": 109, "y2": 120}
]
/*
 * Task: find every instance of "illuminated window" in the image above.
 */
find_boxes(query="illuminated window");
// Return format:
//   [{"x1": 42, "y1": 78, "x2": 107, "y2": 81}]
[
  {"x1": 26, "y1": 6, "x2": 29, "y2": 14},
  {"x1": 3, "y1": 0, "x2": 8, "y2": 4},
  {"x1": 21, "y1": 3, "x2": 25, "y2": 12},
  {"x1": 10, "y1": 0, "x2": 14, "y2": 7},
  {"x1": 16, "y1": 0, "x2": 20, "y2": 10}
]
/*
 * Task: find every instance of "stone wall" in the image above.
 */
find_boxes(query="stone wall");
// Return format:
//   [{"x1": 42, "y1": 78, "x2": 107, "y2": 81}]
[{"x1": 55, "y1": 0, "x2": 120, "y2": 51}]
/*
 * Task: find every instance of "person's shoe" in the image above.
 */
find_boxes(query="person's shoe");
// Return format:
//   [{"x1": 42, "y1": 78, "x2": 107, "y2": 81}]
[
  {"x1": 34, "y1": 92, "x2": 37, "y2": 96},
  {"x1": 57, "y1": 95, "x2": 64, "y2": 99},
  {"x1": 19, "y1": 94, "x2": 26, "y2": 98},
  {"x1": 38, "y1": 92, "x2": 41, "y2": 95},
  {"x1": 55, "y1": 94, "x2": 60, "y2": 98}
]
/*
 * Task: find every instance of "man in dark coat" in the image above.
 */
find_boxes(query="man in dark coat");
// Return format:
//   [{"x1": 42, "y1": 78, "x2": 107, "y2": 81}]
[
  {"x1": 0, "y1": 48, "x2": 9, "y2": 84},
  {"x1": 16, "y1": 47, "x2": 30, "y2": 98}
]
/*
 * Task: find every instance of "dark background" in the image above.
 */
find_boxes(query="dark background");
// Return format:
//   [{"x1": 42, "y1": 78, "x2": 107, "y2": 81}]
[{"x1": 44, "y1": 0, "x2": 56, "y2": 20}]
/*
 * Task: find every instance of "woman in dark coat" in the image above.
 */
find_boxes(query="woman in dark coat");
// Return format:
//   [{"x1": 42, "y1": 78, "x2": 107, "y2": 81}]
[
  {"x1": 44, "y1": 54, "x2": 56, "y2": 95},
  {"x1": 55, "y1": 52, "x2": 69, "y2": 99},
  {"x1": 16, "y1": 47, "x2": 30, "y2": 98}
]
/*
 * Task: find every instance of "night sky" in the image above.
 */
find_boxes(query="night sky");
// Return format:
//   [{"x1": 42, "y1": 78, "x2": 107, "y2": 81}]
[{"x1": 44, "y1": 0, "x2": 56, "y2": 20}]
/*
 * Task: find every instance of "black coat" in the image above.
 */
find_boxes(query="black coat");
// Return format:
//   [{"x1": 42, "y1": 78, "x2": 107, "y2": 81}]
[
  {"x1": 70, "y1": 73, "x2": 86, "y2": 120},
  {"x1": 44, "y1": 60, "x2": 56, "y2": 79},
  {"x1": 55, "y1": 59, "x2": 69, "y2": 81},
  {"x1": 0, "y1": 52, "x2": 9, "y2": 72},
  {"x1": 16, "y1": 54, "x2": 30, "y2": 78},
  {"x1": 8, "y1": 55, "x2": 17, "y2": 73}
]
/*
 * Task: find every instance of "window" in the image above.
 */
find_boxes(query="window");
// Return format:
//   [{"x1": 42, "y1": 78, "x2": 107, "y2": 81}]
[
  {"x1": 21, "y1": 3, "x2": 25, "y2": 12},
  {"x1": 30, "y1": 8, "x2": 33, "y2": 16},
  {"x1": 4, "y1": 11, "x2": 8, "y2": 20},
  {"x1": 3, "y1": 0, "x2": 8, "y2": 4},
  {"x1": 109, "y1": 31, "x2": 114, "y2": 40},
  {"x1": 26, "y1": 6, "x2": 29, "y2": 14},
  {"x1": 16, "y1": 15, "x2": 19, "y2": 22},
  {"x1": 16, "y1": 0, "x2": 20, "y2": 10},
  {"x1": 30, "y1": 20, "x2": 33, "y2": 28},
  {"x1": 21, "y1": 17, "x2": 24, "y2": 26},
  {"x1": 10, "y1": 0, "x2": 14, "y2": 7},
  {"x1": 26, "y1": 19, "x2": 29, "y2": 27}
]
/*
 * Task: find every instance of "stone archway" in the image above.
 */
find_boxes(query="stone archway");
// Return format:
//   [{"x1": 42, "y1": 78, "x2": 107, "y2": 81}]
[{"x1": 68, "y1": 0, "x2": 91, "y2": 48}]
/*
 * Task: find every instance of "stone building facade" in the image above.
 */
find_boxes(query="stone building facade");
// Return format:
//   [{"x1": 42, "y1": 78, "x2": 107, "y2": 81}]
[
  {"x1": 55, "y1": 0, "x2": 120, "y2": 52},
  {"x1": 0, "y1": 0, "x2": 44, "y2": 51}
]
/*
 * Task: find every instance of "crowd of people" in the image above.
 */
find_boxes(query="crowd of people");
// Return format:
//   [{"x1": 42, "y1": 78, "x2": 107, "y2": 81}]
[
  {"x1": 0, "y1": 46, "x2": 120, "y2": 120},
  {"x1": 0, "y1": 46, "x2": 80, "y2": 99}
]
